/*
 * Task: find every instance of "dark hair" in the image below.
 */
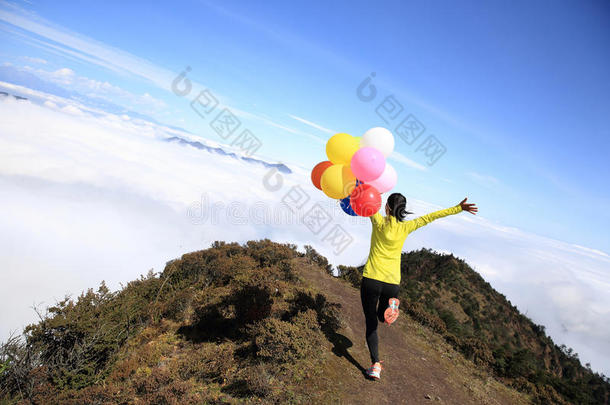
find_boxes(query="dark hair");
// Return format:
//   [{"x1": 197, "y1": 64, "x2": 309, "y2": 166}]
[{"x1": 387, "y1": 193, "x2": 413, "y2": 222}]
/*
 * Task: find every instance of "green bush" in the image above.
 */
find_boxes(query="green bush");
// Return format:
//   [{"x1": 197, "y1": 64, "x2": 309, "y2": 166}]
[
  {"x1": 252, "y1": 309, "x2": 324, "y2": 364},
  {"x1": 439, "y1": 309, "x2": 461, "y2": 335},
  {"x1": 337, "y1": 265, "x2": 362, "y2": 288},
  {"x1": 402, "y1": 301, "x2": 447, "y2": 335},
  {"x1": 394, "y1": 248, "x2": 610, "y2": 404},
  {"x1": 304, "y1": 245, "x2": 333, "y2": 276}
]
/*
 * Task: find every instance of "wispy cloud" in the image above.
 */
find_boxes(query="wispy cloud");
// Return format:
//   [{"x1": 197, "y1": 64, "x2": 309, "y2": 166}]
[
  {"x1": 388, "y1": 151, "x2": 427, "y2": 171},
  {"x1": 0, "y1": 5, "x2": 334, "y2": 150},
  {"x1": 0, "y1": 6, "x2": 175, "y2": 88},
  {"x1": 21, "y1": 55, "x2": 46, "y2": 64},
  {"x1": 232, "y1": 108, "x2": 326, "y2": 144},
  {"x1": 570, "y1": 244, "x2": 609, "y2": 258},
  {"x1": 20, "y1": 65, "x2": 167, "y2": 111},
  {"x1": 466, "y1": 171, "x2": 500, "y2": 188},
  {"x1": 288, "y1": 114, "x2": 335, "y2": 134}
]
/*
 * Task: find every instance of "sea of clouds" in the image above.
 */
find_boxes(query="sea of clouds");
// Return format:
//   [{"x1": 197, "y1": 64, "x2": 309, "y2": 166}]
[{"x1": 1, "y1": 83, "x2": 608, "y2": 375}]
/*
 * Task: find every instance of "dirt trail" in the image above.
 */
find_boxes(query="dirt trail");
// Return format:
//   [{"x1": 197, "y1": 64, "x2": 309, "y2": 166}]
[{"x1": 294, "y1": 258, "x2": 530, "y2": 405}]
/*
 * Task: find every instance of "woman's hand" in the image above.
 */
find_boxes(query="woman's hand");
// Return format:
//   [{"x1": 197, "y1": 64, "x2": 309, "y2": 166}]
[{"x1": 459, "y1": 198, "x2": 478, "y2": 215}]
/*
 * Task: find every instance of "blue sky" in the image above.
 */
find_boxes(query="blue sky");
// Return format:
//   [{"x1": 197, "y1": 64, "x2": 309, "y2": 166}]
[{"x1": 1, "y1": 0, "x2": 609, "y2": 251}]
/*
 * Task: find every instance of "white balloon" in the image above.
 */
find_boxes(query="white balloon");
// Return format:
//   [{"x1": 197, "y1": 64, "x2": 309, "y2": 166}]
[{"x1": 360, "y1": 127, "x2": 395, "y2": 157}]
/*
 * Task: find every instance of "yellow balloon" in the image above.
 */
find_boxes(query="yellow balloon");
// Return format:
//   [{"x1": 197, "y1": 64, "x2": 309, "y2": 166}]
[
  {"x1": 320, "y1": 164, "x2": 356, "y2": 199},
  {"x1": 326, "y1": 133, "x2": 360, "y2": 165}
]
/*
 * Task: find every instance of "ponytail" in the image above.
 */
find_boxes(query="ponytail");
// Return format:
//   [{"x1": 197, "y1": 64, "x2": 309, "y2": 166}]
[{"x1": 387, "y1": 193, "x2": 413, "y2": 222}]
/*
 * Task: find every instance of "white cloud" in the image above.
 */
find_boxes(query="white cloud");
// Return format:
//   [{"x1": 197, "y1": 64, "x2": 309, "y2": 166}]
[
  {"x1": 0, "y1": 89, "x2": 373, "y2": 335},
  {"x1": 20, "y1": 65, "x2": 167, "y2": 111},
  {"x1": 289, "y1": 114, "x2": 335, "y2": 134},
  {"x1": 42, "y1": 99, "x2": 57, "y2": 109},
  {"x1": 0, "y1": 90, "x2": 609, "y2": 376},
  {"x1": 53, "y1": 67, "x2": 75, "y2": 78},
  {"x1": 60, "y1": 104, "x2": 84, "y2": 116}
]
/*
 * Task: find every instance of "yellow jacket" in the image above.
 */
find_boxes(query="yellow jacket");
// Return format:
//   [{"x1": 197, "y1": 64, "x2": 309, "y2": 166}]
[{"x1": 363, "y1": 204, "x2": 463, "y2": 285}]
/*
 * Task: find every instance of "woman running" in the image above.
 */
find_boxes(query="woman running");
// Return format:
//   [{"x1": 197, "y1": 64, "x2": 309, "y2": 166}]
[{"x1": 362, "y1": 194, "x2": 478, "y2": 380}]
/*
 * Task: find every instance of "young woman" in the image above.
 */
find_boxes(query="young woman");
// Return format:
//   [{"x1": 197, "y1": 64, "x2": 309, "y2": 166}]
[{"x1": 362, "y1": 193, "x2": 478, "y2": 380}]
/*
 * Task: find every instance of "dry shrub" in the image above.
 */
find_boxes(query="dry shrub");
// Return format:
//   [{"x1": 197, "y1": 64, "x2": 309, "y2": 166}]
[
  {"x1": 54, "y1": 383, "x2": 135, "y2": 405},
  {"x1": 304, "y1": 245, "x2": 333, "y2": 275},
  {"x1": 208, "y1": 254, "x2": 259, "y2": 286},
  {"x1": 234, "y1": 283, "x2": 273, "y2": 324},
  {"x1": 252, "y1": 309, "x2": 324, "y2": 364},
  {"x1": 337, "y1": 265, "x2": 362, "y2": 288},
  {"x1": 127, "y1": 367, "x2": 202, "y2": 404},
  {"x1": 132, "y1": 367, "x2": 171, "y2": 396},
  {"x1": 176, "y1": 343, "x2": 236, "y2": 383},
  {"x1": 244, "y1": 240, "x2": 297, "y2": 268},
  {"x1": 285, "y1": 289, "x2": 343, "y2": 335},
  {"x1": 533, "y1": 384, "x2": 569, "y2": 405},
  {"x1": 160, "y1": 288, "x2": 193, "y2": 321},
  {"x1": 108, "y1": 332, "x2": 167, "y2": 383},
  {"x1": 140, "y1": 379, "x2": 198, "y2": 405},
  {"x1": 223, "y1": 363, "x2": 273, "y2": 398},
  {"x1": 109, "y1": 355, "x2": 140, "y2": 382},
  {"x1": 457, "y1": 337, "x2": 494, "y2": 367},
  {"x1": 405, "y1": 301, "x2": 447, "y2": 334},
  {"x1": 181, "y1": 282, "x2": 274, "y2": 343}
]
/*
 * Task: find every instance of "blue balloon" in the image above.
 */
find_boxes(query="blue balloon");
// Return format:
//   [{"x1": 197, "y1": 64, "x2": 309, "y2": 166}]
[{"x1": 340, "y1": 196, "x2": 357, "y2": 216}]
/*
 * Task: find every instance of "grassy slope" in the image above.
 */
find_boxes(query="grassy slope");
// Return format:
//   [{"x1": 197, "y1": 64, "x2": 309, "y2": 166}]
[{"x1": 1, "y1": 241, "x2": 607, "y2": 404}]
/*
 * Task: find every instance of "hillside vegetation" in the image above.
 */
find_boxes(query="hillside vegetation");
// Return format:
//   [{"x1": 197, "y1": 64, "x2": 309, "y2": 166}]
[
  {"x1": 1, "y1": 240, "x2": 608, "y2": 404},
  {"x1": 1, "y1": 240, "x2": 346, "y2": 403},
  {"x1": 340, "y1": 248, "x2": 609, "y2": 404}
]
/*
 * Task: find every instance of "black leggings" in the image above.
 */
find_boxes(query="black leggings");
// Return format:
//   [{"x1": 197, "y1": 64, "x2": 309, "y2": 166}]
[{"x1": 360, "y1": 276, "x2": 400, "y2": 364}]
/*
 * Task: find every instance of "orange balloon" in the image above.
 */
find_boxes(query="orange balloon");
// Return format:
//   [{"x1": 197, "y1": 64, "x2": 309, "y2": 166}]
[{"x1": 311, "y1": 161, "x2": 333, "y2": 190}]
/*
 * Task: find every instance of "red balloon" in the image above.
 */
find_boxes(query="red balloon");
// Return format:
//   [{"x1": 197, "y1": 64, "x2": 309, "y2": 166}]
[
  {"x1": 350, "y1": 184, "x2": 381, "y2": 217},
  {"x1": 311, "y1": 161, "x2": 333, "y2": 190}
]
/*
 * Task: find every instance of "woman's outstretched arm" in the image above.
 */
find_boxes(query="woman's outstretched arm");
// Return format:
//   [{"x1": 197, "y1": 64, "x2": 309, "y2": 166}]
[
  {"x1": 459, "y1": 197, "x2": 478, "y2": 214},
  {"x1": 402, "y1": 197, "x2": 477, "y2": 234}
]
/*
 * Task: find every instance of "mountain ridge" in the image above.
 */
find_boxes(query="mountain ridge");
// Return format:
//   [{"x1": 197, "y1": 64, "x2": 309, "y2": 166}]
[
  {"x1": 164, "y1": 136, "x2": 292, "y2": 174},
  {"x1": 0, "y1": 240, "x2": 607, "y2": 404}
]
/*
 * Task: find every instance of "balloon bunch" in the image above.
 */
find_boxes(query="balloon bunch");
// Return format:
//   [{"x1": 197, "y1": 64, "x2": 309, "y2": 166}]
[{"x1": 311, "y1": 127, "x2": 397, "y2": 217}]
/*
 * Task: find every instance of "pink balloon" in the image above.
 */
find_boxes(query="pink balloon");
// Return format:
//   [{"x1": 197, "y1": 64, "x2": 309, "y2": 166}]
[
  {"x1": 366, "y1": 163, "x2": 397, "y2": 193},
  {"x1": 351, "y1": 147, "x2": 386, "y2": 181}
]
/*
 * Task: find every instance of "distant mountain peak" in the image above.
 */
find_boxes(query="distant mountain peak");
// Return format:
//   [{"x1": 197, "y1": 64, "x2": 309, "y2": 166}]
[{"x1": 164, "y1": 136, "x2": 292, "y2": 174}]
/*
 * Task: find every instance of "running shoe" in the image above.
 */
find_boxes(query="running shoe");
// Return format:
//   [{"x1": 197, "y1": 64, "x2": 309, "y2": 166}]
[
  {"x1": 365, "y1": 361, "x2": 383, "y2": 380},
  {"x1": 384, "y1": 298, "x2": 400, "y2": 325}
]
